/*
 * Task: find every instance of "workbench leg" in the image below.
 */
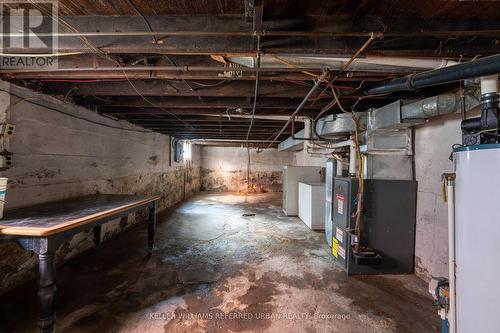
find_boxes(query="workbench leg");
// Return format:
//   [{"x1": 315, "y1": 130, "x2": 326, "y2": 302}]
[
  {"x1": 93, "y1": 225, "x2": 101, "y2": 248},
  {"x1": 148, "y1": 205, "x2": 156, "y2": 253},
  {"x1": 38, "y1": 252, "x2": 56, "y2": 333}
]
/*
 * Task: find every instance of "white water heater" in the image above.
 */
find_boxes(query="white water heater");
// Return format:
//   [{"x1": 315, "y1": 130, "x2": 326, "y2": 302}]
[{"x1": 454, "y1": 144, "x2": 500, "y2": 333}]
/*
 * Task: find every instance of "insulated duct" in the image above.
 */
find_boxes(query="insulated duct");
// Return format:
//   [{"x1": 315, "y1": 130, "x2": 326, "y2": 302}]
[
  {"x1": 401, "y1": 94, "x2": 479, "y2": 120},
  {"x1": 226, "y1": 55, "x2": 458, "y2": 72},
  {"x1": 315, "y1": 112, "x2": 368, "y2": 138},
  {"x1": 366, "y1": 54, "x2": 500, "y2": 95},
  {"x1": 315, "y1": 92, "x2": 479, "y2": 138}
]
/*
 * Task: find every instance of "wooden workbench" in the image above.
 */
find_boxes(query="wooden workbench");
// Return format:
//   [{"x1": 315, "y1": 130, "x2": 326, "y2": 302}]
[{"x1": 0, "y1": 194, "x2": 160, "y2": 333}]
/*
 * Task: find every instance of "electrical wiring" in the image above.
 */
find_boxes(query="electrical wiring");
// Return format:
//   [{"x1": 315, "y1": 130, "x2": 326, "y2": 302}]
[
  {"x1": 0, "y1": 52, "x2": 84, "y2": 57},
  {"x1": 245, "y1": 68, "x2": 260, "y2": 142},
  {"x1": 350, "y1": 90, "x2": 395, "y2": 111},
  {"x1": 38, "y1": 79, "x2": 130, "y2": 83},
  {"x1": 188, "y1": 80, "x2": 230, "y2": 88},
  {"x1": 124, "y1": 0, "x2": 158, "y2": 44},
  {"x1": 449, "y1": 143, "x2": 464, "y2": 161},
  {"x1": 163, "y1": 56, "x2": 197, "y2": 93},
  {"x1": 63, "y1": 87, "x2": 76, "y2": 102},
  {"x1": 332, "y1": 153, "x2": 347, "y2": 164},
  {"x1": 328, "y1": 81, "x2": 364, "y2": 250},
  {"x1": 118, "y1": 69, "x2": 195, "y2": 129},
  {"x1": 0, "y1": 88, "x2": 152, "y2": 133},
  {"x1": 311, "y1": 93, "x2": 339, "y2": 142},
  {"x1": 20, "y1": 4, "x2": 196, "y2": 131},
  {"x1": 27, "y1": 1, "x2": 111, "y2": 60},
  {"x1": 310, "y1": 83, "x2": 330, "y2": 106},
  {"x1": 266, "y1": 54, "x2": 319, "y2": 79},
  {"x1": 475, "y1": 128, "x2": 500, "y2": 135},
  {"x1": 245, "y1": 37, "x2": 261, "y2": 194}
]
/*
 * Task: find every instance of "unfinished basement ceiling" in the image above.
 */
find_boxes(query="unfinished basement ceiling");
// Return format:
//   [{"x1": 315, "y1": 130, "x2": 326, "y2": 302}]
[
  {"x1": 1, "y1": 0, "x2": 500, "y2": 144},
  {"x1": 41, "y1": 0, "x2": 500, "y2": 18}
]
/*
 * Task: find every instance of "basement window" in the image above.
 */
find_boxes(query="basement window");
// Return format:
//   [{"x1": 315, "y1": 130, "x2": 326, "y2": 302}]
[{"x1": 183, "y1": 142, "x2": 192, "y2": 160}]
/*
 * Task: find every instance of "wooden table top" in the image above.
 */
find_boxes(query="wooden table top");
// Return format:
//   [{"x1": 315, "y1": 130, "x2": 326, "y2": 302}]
[{"x1": 0, "y1": 194, "x2": 160, "y2": 237}]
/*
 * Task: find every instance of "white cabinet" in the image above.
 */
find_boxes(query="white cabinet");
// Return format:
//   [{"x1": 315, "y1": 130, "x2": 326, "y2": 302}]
[
  {"x1": 282, "y1": 166, "x2": 323, "y2": 216},
  {"x1": 298, "y1": 182, "x2": 326, "y2": 230}
]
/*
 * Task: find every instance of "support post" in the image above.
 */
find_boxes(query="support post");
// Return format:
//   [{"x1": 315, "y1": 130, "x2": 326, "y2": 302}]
[
  {"x1": 93, "y1": 225, "x2": 101, "y2": 248},
  {"x1": 148, "y1": 202, "x2": 157, "y2": 253},
  {"x1": 37, "y1": 253, "x2": 56, "y2": 333}
]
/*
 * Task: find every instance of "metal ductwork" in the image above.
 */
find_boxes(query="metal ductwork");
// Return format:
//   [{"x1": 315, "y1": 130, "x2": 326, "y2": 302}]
[
  {"x1": 315, "y1": 112, "x2": 368, "y2": 138},
  {"x1": 278, "y1": 128, "x2": 307, "y2": 151},
  {"x1": 366, "y1": 54, "x2": 500, "y2": 95},
  {"x1": 315, "y1": 92, "x2": 479, "y2": 138},
  {"x1": 309, "y1": 91, "x2": 481, "y2": 181},
  {"x1": 402, "y1": 94, "x2": 478, "y2": 119}
]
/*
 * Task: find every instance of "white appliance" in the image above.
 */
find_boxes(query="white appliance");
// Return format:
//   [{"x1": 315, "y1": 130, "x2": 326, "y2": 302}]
[
  {"x1": 282, "y1": 166, "x2": 323, "y2": 216},
  {"x1": 454, "y1": 144, "x2": 500, "y2": 333},
  {"x1": 298, "y1": 182, "x2": 326, "y2": 230}
]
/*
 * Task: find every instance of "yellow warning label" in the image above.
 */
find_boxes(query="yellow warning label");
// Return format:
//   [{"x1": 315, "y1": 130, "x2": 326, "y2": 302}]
[{"x1": 332, "y1": 238, "x2": 339, "y2": 258}]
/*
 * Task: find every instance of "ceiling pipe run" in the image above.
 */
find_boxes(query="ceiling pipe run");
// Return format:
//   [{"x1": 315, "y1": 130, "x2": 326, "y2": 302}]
[
  {"x1": 198, "y1": 113, "x2": 307, "y2": 121},
  {"x1": 267, "y1": 69, "x2": 330, "y2": 148},
  {"x1": 0, "y1": 29, "x2": 497, "y2": 38},
  {"x1": 190, "y1": 139, "x2": 272, "y2": 143},
  {"x1": 366, "y1": 54, "x2": 500, "y2": 95},
  {"x1": 0, "y1": 66, "x2": 320, "y2": 74},
  {"x1": 226, "y1": 55, "x2": 459, "y2": 72}
]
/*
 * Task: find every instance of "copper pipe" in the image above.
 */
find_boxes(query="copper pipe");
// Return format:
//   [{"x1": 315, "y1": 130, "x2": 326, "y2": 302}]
[{"x1": 341, "y1": 32, "x2": 382, "y2": 72}]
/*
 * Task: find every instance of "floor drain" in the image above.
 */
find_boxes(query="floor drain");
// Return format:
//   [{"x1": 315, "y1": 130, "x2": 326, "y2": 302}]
[{"x1": 242, "y1": 213, "x2": 256, "y2": 217}]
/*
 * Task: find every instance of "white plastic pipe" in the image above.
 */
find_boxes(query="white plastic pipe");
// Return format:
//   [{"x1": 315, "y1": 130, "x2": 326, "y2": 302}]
[
  {"x1": 327, "y1": 139, "x2": 357, "y2": 175},
  {"x1": 204, "y1": 113, "x2": 307, "y2": 121},
  {"x1": 336, "y1": 159, "x2": 344, "y2": 176},
  {"x1": 447, "y1": 176, "x2": 456, "y2": 333},
  {"x1": 228, "y1": 55, "x2": 459, "y2": 71},
  {"x1": 349, "y1": 145, "x2": 357, "y2": 175},
  {"x1": 480, "y1": 75, "x2": 499, "y2": 94},
  {"x1": 303, "y1": 118, "x2": 313, "y2": 151}
]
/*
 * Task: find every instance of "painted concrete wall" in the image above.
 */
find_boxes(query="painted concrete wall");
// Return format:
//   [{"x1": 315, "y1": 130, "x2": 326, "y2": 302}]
[
  {"x1": 413, "y1": 113, "x2": 464, "y2": 281},
  {"x1": 293, "y1": 149, "x2": 328, "y2": 167},
  {"x1": 0, "y1": 81, "x2": 200, "y2": 292},
  {"x1": 200, "y1": 146, "x2": 294, "y2": 192}
]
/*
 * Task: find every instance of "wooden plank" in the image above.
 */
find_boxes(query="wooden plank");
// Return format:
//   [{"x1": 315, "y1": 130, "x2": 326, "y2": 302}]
[
  {"x1": 42, "y1": 80, "x2": 322, "y2": 98},
  {"x1": 0, "y1": 194, "x2": 160, "y2": 237},
  {"x1": 0, "y1": 16, "x2": 498, "y2": 57}
]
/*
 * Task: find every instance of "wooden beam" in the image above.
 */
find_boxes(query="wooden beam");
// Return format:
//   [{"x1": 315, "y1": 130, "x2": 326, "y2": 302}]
[
  {"x1": 80, "y1": 96, "x2": 335, "y2": 109},
  {"x1": 43, "y1": 80, "x2": 331, "y2": 98},
  {"x1": 0, "y1": 15, "x2": 498, "y2": 56}
]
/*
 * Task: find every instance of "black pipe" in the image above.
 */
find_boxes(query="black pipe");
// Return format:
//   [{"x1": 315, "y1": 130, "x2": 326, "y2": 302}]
[
  {"x1": 461, "y1": 92, "x2": 499, "y2": 135},
  {"x1": 461, "y1": 118, "x2": 482, "y2": 132},
  {"x1": 366, "y1": 54, "x2": 500, "y2": 95}
]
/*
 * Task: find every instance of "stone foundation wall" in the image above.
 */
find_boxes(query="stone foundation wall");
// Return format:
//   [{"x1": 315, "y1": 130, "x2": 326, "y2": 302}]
[
  {"x1": 200, "y1": 146, "x2": 293, "y2": 193},
  {"x1": 0, "y1": 81, "x2": 200, "y2": 293},
  {"x1": 201, "y1": 169, "x2": 282, "y2": 193}
]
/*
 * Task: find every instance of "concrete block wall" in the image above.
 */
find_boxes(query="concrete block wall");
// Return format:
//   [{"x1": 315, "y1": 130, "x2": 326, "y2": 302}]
[
  {"x1": 200, "y1": 146, "x2": 294, "y2": 192},
  {"x1": 0, "y1": 81, "x2": 201, "y2": 293}
]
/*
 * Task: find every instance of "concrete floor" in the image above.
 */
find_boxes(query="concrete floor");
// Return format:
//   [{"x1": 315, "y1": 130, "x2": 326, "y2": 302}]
[{"x1": 0, "y1": 192, "x2": 439, "y2": 333}]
